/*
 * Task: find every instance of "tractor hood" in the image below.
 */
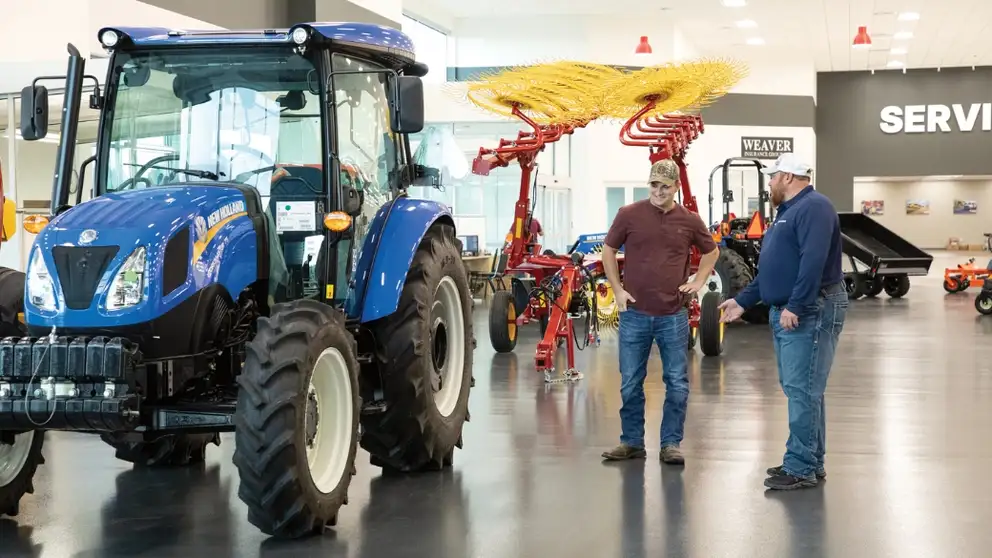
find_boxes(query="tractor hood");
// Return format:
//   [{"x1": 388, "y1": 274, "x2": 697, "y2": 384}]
[{"x1": 27, "y1": 184, "x2": 260, "y2": 329}]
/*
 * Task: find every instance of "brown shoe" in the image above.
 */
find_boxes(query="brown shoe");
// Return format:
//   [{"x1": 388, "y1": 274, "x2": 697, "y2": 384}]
[
  {"x1": 602, "y1": 443, "x2": 647, "y2": 461},
  {"x1": 659, "y1": 445, "x2": 685, "y2": 465}
]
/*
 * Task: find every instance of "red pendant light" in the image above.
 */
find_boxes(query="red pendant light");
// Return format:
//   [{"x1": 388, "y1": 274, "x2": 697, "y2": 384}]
[
  {"x1": 852, "y1": 26, "x2": 871, "y2": 48},
  {"x1": 635, "y1": 36, "x2": 652, "y2": 55}
]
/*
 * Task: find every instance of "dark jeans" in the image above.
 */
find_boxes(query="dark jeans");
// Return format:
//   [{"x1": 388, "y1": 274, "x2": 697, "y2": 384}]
[
  {"x1": 769, "y1": 283, "x2": 849, "y2": 479},
  {"x1": 617, "y1": 307, "x2": 690, "y2": 449}
]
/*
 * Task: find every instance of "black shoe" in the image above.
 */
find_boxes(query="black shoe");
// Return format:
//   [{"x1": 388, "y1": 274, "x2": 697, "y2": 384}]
[
  {"x1": 602, "y1": 443, "x2": 647, "y2": 461},
  {"x1": 764, "y1": 472, "x2": 818, "y2": 490},
  {"x1": 767, "y1": 465, "x2": 825, "y2": 479}
]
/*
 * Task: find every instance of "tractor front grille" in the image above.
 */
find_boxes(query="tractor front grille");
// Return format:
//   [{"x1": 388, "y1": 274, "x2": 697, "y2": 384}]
[{"x1": 52, "y1": 246, "x2": 120, "y2": 310}]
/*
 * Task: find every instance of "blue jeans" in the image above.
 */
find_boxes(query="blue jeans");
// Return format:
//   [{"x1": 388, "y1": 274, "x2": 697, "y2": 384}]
[
  {"x1": 618, "y1": 307, "x2": 690, "y2": 449},
  {"x1": 769, "y1": 283, "x2": 849, "y2": 479}
]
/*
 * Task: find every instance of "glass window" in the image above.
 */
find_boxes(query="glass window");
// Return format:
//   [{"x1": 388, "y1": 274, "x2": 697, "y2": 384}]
[
  {"x1": 102, "y1": 48, "x2": 322, "y2": 196},
  {"x1": 402, "y1": 15, "x2": 447, "y2": 83},
  {"x1": 606, "y1": 187, "x2": 625, "y2": 225}
]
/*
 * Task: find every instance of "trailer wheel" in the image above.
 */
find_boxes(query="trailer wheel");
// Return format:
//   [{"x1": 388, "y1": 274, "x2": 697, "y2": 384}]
[
  {"x1": 976, "y1": 292, "x2": 992, "y2": 315},
  {"x1": 489, "y1": 290, "x2": 517, "y2": 353},
  {"x1": 943, "y1": 277, "x2": 963, "y2": 293},
  {"x1": 844, "y1": 273, "x2": 866, "y2": 300},
  {"x1": 361, "y1": 223, "x2": 474, "y2": 473},
  {"x1": 883, "y1": 275, "x2": 911, "y2": 298},
  {"x1": 866, "y1": 276, "x2": 884, "y2": 297},
  {"x1": 233, "y1": 299, "x2": 360, "y2": 539},
  {"x1": 698, "y1": 292, "x2": 724, "y2": 357},
  {"x1": 0, "y1": 431, "x2": 44, "y2": 518},
  {"x1": 100, "y1": 432, "x2": 220, "y2": 467}
]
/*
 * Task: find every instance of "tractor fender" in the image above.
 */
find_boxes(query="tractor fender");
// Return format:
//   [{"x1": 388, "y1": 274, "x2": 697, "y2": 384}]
[{"x1": 348, "y1": 197, "x2": 454, "y2": 323}]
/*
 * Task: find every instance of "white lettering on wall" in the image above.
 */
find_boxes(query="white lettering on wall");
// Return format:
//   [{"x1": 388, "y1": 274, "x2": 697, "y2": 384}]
[{"x1": 880, "y1": 103, "x2": 992, "y2": 133}]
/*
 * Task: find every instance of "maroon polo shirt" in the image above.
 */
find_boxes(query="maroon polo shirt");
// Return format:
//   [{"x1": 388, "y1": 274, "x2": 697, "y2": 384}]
[{"x1": 604, "y1": 200, "x2": 717, "y2": 317}]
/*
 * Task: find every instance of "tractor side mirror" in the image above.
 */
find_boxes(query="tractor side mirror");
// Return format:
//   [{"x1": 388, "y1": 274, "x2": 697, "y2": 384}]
[
  {"x1": 20, "y1": 85, "x2": 49, "y2": 141},
  {"x1": 391, "y1": 76, "x2": 424, "y2": 134}
]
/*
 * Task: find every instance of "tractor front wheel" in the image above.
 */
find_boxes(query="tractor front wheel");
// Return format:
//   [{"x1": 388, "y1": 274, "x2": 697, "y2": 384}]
[
  {"x1": 233, "y1": 299, "x2": 360, "y2": 539},
  {"x1": 0, "y1": 431, "x2": 45, "y2": 518},
  {"x1": 361, "y1": 223, "x2": 474, "y2": 473},
  {"x1": 698, "y1": 292, "x2": 725, "y2": 357}
]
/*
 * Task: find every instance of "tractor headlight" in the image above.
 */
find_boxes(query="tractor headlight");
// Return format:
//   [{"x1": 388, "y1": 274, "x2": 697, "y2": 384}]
[
  {"x1": 106, "y1": 246, "x2": 147, "y2": 311},
  {"x1": 100, "y1": 30, "x2": 119, "y2": 48},
  {"x1": 27, "y1": 246, "x2": 57, "y2": 312}
]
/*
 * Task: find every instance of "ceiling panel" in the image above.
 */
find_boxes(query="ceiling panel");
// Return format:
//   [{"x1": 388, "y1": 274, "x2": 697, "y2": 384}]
[{"x1": 420, "y1": 0, "x2": 992, "y2": 71}]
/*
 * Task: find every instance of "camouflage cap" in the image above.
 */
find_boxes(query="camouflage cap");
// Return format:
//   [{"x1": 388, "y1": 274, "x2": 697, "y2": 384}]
[{"x1": 648, "y1": 159, "x2": 679, "y2": 186}]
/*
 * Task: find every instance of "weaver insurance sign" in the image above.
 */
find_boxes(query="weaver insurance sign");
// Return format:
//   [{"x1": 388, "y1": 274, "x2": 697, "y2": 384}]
[{"x1": 740, "y1": 136, "x2": 794, "y2": 160}]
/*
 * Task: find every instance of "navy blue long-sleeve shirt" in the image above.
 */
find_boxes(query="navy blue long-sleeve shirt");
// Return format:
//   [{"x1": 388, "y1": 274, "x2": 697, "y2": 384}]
[{"x1": 734, "y1": 185, "x2": 843, "y2": 315}]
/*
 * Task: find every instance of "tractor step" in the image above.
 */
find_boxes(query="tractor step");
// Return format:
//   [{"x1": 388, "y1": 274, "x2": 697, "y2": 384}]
[{"x1": 361, "y1": 400, "x2": 388, "y2": 415}]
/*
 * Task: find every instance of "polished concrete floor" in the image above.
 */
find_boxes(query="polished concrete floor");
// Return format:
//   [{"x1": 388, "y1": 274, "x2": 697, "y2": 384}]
[{"x1": 4, "y1": 250, "x2": 992, "y2": 558}]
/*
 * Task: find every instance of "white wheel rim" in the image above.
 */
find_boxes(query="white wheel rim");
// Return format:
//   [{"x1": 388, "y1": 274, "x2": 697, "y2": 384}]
[
  {"x1": 305, "y1": 348, "x2": 354, "y2": 494},
  {"x1": 689, "y1": 270, "x2": 724, "y2": 295},
  {"x1": 0, "y1": 432, "x2": 34, "y2": 487},
  {"x1": 432, "y1": 276, "x2": 466, "y2": 417}
]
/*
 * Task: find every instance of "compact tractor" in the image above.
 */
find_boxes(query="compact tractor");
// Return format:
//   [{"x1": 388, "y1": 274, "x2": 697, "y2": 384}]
[
  {"x1": 0, "y1": 23, "x2": 474, "y2": 539},
  {"x1": 706, "y1": 157, "x2": 771, "y2": 323}
]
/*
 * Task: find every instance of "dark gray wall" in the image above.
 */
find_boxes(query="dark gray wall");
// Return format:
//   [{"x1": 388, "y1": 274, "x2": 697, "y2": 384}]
[{"x1": 817, "y1": 67, "x2": 992, "y2": 211}]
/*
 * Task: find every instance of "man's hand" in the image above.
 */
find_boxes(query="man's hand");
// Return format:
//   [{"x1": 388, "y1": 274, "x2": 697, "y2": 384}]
[
  {"x1": 615, "y1": 288, "x2": 636, "y2": 312},
  {"x1": 678, "y1": 277, "x2": 707, "y2": 295},
  {"x1": 779, "y1": 308, "x2": 799, "y2": 330},
  {"x1": 718, "y1": 298, "x2": 745, "y2": 323}
]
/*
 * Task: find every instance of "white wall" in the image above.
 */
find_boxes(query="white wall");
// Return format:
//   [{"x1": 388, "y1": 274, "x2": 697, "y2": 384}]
[{"x1": 852, "y1": 178, "x2": 991, "y2": 250}]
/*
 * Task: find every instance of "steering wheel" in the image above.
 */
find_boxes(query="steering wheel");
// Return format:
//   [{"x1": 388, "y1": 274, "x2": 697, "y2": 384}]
[{"x1": 117, "y1": 153, "x2": 181, "y2": 191}]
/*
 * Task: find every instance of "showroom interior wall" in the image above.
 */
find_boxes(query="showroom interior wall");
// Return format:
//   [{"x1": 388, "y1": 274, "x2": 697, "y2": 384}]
[
  {"x1": 430, "y1": 14, "x2": 818, "y2": 240},
  {"x1": 853, "y1": 177, "x2": 989, "y2": 249},
  {"x1": 818, "y1": 66, "x2": 992, "y2": 233},
  {"x1": 0, "y1": 0, "x2": 218, "y2": 271}
]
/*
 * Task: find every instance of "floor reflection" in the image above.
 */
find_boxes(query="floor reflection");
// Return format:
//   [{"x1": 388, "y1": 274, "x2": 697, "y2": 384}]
[{"x1": 2, "y1": 251, "x2": 991, "y2": 557}]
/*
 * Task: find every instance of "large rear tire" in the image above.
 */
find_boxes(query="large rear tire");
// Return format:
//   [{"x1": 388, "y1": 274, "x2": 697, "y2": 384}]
[
  {"x1": 233, "y1": 299, "x2": 360, "y2": 539},
  {"x1": 100, "y1": 432, "x2": 220, "y2": 467},
  {"x1": 361, "y1": 223, "x2": 474, "y2": 473},
  {"x1": 0, "y1": 431, "x2": 44, "y2": 518},
  {"x1": 714, "y1": 248, "x2": 766, "y2": 324}
]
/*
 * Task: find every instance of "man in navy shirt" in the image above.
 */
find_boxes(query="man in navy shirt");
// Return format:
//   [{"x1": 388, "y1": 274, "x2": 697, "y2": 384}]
[{"x1": 718, "y1": 153, "x2": 848, "y2": 490}]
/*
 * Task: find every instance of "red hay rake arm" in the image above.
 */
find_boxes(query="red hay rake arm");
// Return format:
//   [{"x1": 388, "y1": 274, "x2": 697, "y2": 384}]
[{"x1": 472, "y1": 107, "x2": 583, "y2": 176}]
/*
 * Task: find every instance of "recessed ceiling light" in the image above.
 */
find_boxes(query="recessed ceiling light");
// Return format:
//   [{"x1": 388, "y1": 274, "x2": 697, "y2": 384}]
[
  {"x1": 736, "y1": 19, "x2": 757, "y2": 28},
  {"x1": 746, "y1": 37, "x2": 765, "y2": 45},
  {"x1": 887, "y1": 60, "x2": 905, "y2": 68},
  {"x1": 893, "y1": 31, "x2": 914, "y2": 40},
  {"x1": 721, "y1": 0, "x2": 746, "y2": 6},
  {"x1": 891, "y1": 47, "x2": 907, "y2": 55},
  {"x1": 897, "y1": 12, "x2": 920, "y2": 21}
]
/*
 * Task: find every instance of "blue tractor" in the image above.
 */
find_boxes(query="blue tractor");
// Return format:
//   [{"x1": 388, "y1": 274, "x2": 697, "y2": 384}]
[{"x1": 0, "y1": 23, "x2": 474, "y2": 538}]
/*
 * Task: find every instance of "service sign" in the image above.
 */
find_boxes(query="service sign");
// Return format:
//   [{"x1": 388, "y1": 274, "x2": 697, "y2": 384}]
[{"x1": 740, "y1": 136, "x2": 794, "y2": 160}]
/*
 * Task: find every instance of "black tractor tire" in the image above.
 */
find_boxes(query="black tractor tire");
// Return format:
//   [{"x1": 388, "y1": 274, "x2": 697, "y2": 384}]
[
  {"x1": 976, "y1": 292, "x2": 992, "y2": 315},
  {"x1": 0, "y1": 268, "x2": 25, "y2": 337},
  {"x1": 0, "y1": 431, "x2": 45, "y2": 518},
  {"x1": 883, "y1": 275, "x2": 911, "y2": 298},
  {"x1": 866, "y1": 276, "x2": 885, "y2": 297},
  {"x1": 489, "y1": 290, "x2": 518, "y2": 353},
  {"x1": 714, "y1": 247, "x2": 752, "y2": 299},
  {"x1": 361, "y1": 223, "x2": 474, "y2": 473},
  {"x1": 699, "y1": 291, "x2": 725, "y2": 357},
  {"x1": 100, "y1": 432, "x2": 220, "y2": 467},
  {"x1": 233, "y1": 299, "x2": 361, "y2": 539}
]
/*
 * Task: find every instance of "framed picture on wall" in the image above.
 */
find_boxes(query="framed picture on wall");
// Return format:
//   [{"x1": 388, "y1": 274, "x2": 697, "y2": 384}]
[
  {"x1": 953, "y1": 200, "x2": 978, "y2": 214},
  {"x1": 861, "y1": 200, "x2": 884, "y2": 215},
  {"x1": 905, "y1": 200, "x2": 930, "y2": 215}
]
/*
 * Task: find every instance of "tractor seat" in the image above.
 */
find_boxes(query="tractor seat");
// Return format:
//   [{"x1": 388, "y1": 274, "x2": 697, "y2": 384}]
[{"x1": 266, "y1": 165, "x2": 325, "y2": 301}]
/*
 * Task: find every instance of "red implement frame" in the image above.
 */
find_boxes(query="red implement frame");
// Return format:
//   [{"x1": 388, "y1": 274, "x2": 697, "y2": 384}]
[
  {"x1": 618, "y1": 104, "x2": 707, "y2": 331},
  {"x1": 474, "y1": 107, "x2": 595, "y2": 382}
]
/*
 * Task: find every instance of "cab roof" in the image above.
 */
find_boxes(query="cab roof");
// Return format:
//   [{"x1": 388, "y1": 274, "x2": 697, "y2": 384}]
[{"x1": 99, "y1": 22, "x2": 416, "y2": 66}]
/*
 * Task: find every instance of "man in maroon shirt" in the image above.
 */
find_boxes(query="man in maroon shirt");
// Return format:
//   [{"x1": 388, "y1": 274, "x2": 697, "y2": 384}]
[{"x1": 600, "y1": 158, "x2": 719, "y2": 464}]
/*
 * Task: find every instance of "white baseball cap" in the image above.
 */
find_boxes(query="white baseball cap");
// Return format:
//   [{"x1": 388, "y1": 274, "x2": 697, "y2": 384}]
[{"x1": 760, "y1": 153, "x2": 812, "y2": 177}]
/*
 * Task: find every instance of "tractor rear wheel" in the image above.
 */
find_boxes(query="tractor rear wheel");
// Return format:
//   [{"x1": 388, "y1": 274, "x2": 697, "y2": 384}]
[
  {"x1": 101, "y1": 432, "x2": 220, "y2": 467},
  {"x1": 361, "y1": 223, "x2": 474, "y2": 473},
  {"x1": 698, "y1": 292, "x2": 725, "y2": 357},
  {"x1": 0, "y1": 431, "x2": 44, "y2": 518},
  {"x1": 233, "y1": 299, "x2": 360, "y2": 539},
  {"x1": 714, "y1": 248, "x2": 766, "y2": 324}
]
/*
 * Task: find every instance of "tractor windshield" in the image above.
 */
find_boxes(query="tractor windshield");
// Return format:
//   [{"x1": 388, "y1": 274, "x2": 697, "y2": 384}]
[{"x1": 99, "y1": 48, "x2": 324, "y2": 196}]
